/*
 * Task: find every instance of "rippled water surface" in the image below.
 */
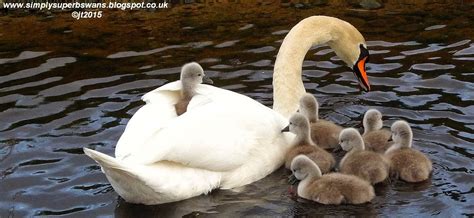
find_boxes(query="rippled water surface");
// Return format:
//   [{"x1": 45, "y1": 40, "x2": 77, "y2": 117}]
[{"x1": 1, "y1": 5, "x2": 473, "y2": 217}]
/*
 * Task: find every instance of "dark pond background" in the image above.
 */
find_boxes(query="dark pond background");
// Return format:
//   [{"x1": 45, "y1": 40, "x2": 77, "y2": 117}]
[{"x1": 0, "y1": 2, "x2": 473, "y2": 217}]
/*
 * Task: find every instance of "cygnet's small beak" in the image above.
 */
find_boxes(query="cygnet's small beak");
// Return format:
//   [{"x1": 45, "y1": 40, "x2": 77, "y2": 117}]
[
  {"x1": 281, "y1": 125, "x2": 290, "y2": 133},
  {"x1": 203, "y1": 76, "x2": 213, "y2": 85},
  {"x1": 333, "y1": 145, "x2": 342, "y2": 153},
  {"x1": 288, "y1": 174, "x2": 299, "y2": 185}
]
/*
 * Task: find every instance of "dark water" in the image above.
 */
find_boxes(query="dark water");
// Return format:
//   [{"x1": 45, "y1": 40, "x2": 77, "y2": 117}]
[{"x1": 1, "y1": 8, "x2": 473, "y2": 217}]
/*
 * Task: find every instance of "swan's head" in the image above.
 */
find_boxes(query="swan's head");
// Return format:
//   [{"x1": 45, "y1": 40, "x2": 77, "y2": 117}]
[
  {"x1": 180, "y1": 62, "x2": 213, "y2": 88},
  {"x1": 339, "y1": 128, "x2": 364, "y2": 151},
  {"x1": 363, "y1": 109, "x2": 383, "y2": 133},
  {"x1": 281, "y1": 113, "x2": 310, "y2": 136},
  {"x1": 290, "y1": 154, "x2": 322, "y2": 180},
  {"x1": 351, "y1": 44, "x2": 371, "y2": 92},
  {"x1": 328, "y1": 21, "x2": 370, "y2": 92},
  {"x1": 391, "y1": 120, "x2": 413, "y2": 148},
  {"x1": 299, "y1": 93, "x2": 319, "y2": 123}
]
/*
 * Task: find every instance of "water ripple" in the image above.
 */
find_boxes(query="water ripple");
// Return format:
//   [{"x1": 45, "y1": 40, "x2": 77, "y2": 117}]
[
  {"x1": 411, "y1": 63, "x2": 456, "y2": 71},
  {"x1": 0, "y1": 57, "x2": 76, "y2": 85},
  {"x1": 0, "y1": 51, "x2": 50, "y2": 65}
]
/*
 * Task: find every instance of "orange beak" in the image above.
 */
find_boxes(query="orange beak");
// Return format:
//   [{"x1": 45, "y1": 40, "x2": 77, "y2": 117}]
[{"x1": 354, "y1": 56, "x2": 370, "y2": 91}]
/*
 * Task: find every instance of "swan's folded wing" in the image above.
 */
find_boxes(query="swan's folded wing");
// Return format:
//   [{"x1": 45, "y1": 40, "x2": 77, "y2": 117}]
[
  {"x1": 141, "y1": 81, "x2": 182, "y2": 104},
  {"x1": 115, "y1": 81, "x2": 183, "y2": 159},
  {"x1": 116, "y1": 83, "x2": 229, "y2": 159},
  {"x1": 122, "y1": 85, "x2": 288, "y2": 172}
]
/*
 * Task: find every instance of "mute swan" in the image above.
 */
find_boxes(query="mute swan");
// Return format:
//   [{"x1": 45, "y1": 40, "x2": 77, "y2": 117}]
[
  {"x1": 282, "y1": 113, "x2": 335, "y2": 173},
  {"x1": 362, "y1": 109, "x2": 392, "y2": 153},
  {"x1": 290, "y1": 155, "x2": 374, "y2": 205},
  {"x1": 83, "y1": 16, "x2": 371, "y2": 205},
  {"x1": 385, "y1": 121, "x2": 432, "y2": 182},
  {"x1": 339, "y1": 128, "x2": 389, "y2": 184},
  {"x1": 299, "y1": 93, "x2": 343, "y2": 149},
  {"x1": 175, "y1": 62, "x2": 213, "y2": 115}
]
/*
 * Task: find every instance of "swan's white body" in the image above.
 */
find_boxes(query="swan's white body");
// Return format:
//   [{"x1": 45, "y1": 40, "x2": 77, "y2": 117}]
[
  {"x1": 84, "y1": 16, "x2": 367, "y2": 205},
  {"x1": 85, "y1": 82, "x2": 292, "y2": 204}
]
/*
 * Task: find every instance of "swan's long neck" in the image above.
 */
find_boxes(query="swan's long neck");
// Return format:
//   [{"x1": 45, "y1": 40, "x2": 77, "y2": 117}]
[
  {"x1": 273, "y1": 21, "x2": 331, "y2": 117},
  {"x1": 272, "y1": 16, "x2": 364, "y2": 119},
  {"x1": 273, "y1": 17, "x2": 333, "y2": 119}
]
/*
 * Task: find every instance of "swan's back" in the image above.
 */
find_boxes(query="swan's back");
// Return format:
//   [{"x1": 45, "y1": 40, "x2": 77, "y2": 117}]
[{"x1": 115, "y1": 81, "x2": 293, "y2": 174}]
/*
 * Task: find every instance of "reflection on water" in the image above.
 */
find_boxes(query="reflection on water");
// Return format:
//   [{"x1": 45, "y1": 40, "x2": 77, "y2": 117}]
[{"x1": 0, "y1": 4, "x2": 473, "y2": 217}]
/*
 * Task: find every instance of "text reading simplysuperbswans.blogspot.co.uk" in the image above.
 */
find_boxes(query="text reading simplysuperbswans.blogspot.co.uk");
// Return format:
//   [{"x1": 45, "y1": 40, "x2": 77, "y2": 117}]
[{"x1": 1, "y1": 1, "x2": 170, "y2": 19}]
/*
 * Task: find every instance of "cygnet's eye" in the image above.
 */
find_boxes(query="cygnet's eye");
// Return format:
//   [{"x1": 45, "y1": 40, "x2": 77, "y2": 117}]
[{"x1": 198, "y1": 74, "x2": 202, "y2": 77}]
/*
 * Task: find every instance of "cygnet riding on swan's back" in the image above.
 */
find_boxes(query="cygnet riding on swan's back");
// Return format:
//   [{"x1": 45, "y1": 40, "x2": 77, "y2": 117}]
[
  {"x1": 175, "y1": 62, "x2": 213, "y2": 116},
  {"x1": 281, "y1": 113, "x2": 335, "y2": 173},
  {"x1": 362, "y1": 109, "x2": 392, "y2": 153},
  {"x1": 83, "y1": 16, "x2": 371, "y2": 205},
  {"x1": 299, "y1": 93, "x2": 343, "y2": 149}
]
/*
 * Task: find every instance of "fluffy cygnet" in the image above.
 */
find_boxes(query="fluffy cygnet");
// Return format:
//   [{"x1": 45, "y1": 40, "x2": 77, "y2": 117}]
[
  {"x1": 175, "y1": 62, "x2": 213, "y2": 115},
  {"x1": 385, "y1": 120, "x2": 432, "y2": 182},
  {"x1": 362, "y1": 109, "x2": 392, "y2": 153},
  {"x1": 282, "y1": 113, "x2": 335, "y2": 173},
  {"x1": 299, "y1": 93, "x2": 343, "y2": 149},
  {"x1": 339, "y1": 128, "x2": 390, "y2": 184},
  {"x1": 290, "y1": 155, "x2": 375, "y2": 205}
]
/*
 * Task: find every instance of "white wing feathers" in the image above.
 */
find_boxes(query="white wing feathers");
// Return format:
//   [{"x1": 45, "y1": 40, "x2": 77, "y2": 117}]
[{"x1": 116, "y1": 82, "x2": 288, "y2": 172}]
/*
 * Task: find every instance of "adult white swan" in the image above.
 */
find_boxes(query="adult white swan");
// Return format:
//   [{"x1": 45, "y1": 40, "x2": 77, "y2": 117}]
[{"x1": 83, "y1": 16, "x2": 371, "y2": 205}]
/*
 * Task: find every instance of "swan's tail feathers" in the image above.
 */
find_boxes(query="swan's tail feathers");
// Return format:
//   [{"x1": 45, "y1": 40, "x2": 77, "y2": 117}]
[
  {"x1": 83, "y1": 148, "x2": 125, "y2": 171},
  {"x1": 83, "y1": 148, "x2": 222, "y2": 205},
  {"x1": 83, "y1": 148, "x2": 156, "y2": 204}
]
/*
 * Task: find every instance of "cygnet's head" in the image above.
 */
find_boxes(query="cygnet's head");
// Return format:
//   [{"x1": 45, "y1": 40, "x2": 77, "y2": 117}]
[
  {"x1": 339, "y1": 128, "x2": 364, "y2": 151},
  {"x1": 390, "y1": 120, "x2": 413, "y2": 148},
  {"x1": 299, "y1": 93, "x2": 319, "y2": 123},
  {"x1": 180, "y1": 62, "x2": 212, "y2": 88},
  {"x1": 363, "y1": 109, "x2": 383, "y2": 133},
  {"x1": 290, "y1": 154, "x2": 322, "y2": 180},
  {"x1": 281, "y1": 113, "x2": 310, "y2": 136}
]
